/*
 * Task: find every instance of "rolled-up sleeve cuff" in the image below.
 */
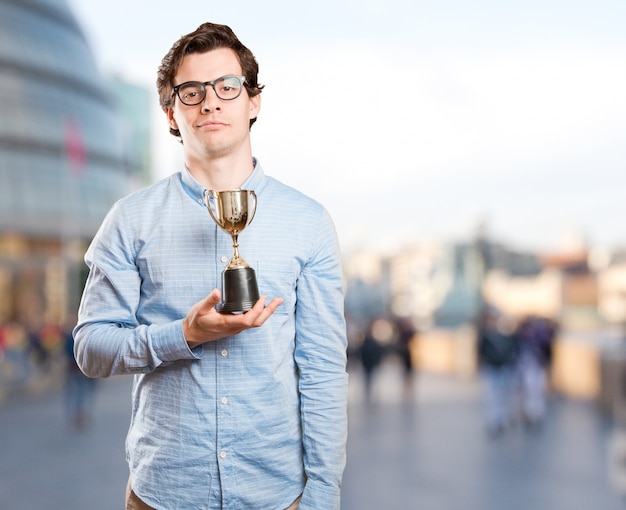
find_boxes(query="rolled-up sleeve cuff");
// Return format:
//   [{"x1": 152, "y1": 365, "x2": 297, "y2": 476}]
[
  {"x1": 299, "y1": 480, "x2": 341, "y2": 510},
  {"x1": 150, "y1": 319, "x2": 203, "y2": 362}
]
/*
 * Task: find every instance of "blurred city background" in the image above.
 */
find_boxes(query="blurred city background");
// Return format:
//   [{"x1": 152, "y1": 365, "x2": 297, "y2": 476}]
[{"x1": 1, "y1": 0, "x2": 626, "y2": 508}]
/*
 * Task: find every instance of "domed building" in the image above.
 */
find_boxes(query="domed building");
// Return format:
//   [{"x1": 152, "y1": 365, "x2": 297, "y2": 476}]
[{"x1": 0, "y1": 0, "x2": 137, "y2": 338}]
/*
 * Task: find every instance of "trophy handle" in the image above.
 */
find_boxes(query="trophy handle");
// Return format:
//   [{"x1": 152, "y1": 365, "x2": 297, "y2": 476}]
[
  {"x1": 205, "y1": 190, "x2": 220, "y2": 225},
  {"x1": 248, "y1": 190, "x2": 257, "y2": 226}
]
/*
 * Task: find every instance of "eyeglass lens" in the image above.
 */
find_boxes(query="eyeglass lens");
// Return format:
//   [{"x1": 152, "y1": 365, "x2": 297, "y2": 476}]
[{"x1": 177, "y1": 76, "x2": 243, "y2": 105}]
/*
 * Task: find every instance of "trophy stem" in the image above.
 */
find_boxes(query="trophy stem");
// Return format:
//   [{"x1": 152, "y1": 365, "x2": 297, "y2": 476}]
[
  {"x1": 232, "y1": 233, "x2": 240, "y2": 259},
  {"x1": 227, "y1": 232, "x2": 249, "y2": 270}
]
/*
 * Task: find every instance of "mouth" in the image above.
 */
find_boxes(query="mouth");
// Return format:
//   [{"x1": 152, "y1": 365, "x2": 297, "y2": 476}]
[{"x1": 198, "y1": 120, "x2": 227, "y2": 130}]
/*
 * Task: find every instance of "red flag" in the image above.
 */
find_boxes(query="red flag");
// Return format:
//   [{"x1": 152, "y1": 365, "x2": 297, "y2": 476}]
[{"x1": 64, "y1": 118, "x2": 87, "y2": 177}]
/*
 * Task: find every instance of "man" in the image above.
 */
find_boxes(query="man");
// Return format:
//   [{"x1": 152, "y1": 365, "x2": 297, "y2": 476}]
[{"x1": 74, "y1": 22, "x2": 348, "y2": 510}]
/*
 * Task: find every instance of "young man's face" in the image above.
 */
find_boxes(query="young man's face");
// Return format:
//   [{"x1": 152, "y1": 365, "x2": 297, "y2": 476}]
[{"x1": 167, "y1": 47, "x2": 261, "y2": 161}]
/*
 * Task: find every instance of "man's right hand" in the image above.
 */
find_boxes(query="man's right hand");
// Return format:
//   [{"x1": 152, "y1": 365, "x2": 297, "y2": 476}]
[{"x1": 182, "y1": 288, "x2": 283, "y2": 348}]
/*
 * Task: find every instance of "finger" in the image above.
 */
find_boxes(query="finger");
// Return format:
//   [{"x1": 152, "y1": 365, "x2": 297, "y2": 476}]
[
  {"x1": 256, "y1": 298, "x2": 284, "y2": 324},
  {"x1": 240, "y1": 295, "x2": 268, "y2": 322},
  {"x1": 246, "y1": 297, "x2": 284, "y2": 326},
  {"x1": 264, "y1": 297, "x2": 284, "y2": 313}
]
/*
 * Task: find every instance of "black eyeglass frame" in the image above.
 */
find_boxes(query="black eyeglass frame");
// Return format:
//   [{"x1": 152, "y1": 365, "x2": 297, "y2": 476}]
[{"x1": 171, "y1": 75, "x2": 247, "y2": 105}]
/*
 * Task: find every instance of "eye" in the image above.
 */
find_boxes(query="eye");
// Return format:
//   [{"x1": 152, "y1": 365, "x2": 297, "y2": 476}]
[
  {"x1": 216, "y1": 76, "x2": 242, "y2": 99},
  {"x1": 179, "y1": 83, "x2": 204, "y2": 102}
]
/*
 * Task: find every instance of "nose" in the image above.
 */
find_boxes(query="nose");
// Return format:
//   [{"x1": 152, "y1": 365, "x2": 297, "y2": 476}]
[{"x1": 201, "y1": 86, "x2": 221, "y2": 112}]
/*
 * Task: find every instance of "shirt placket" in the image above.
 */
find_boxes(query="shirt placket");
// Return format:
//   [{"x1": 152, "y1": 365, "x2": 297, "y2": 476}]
[{"x1": 215, "y1": 227, "x2": 236, "y2": 508}]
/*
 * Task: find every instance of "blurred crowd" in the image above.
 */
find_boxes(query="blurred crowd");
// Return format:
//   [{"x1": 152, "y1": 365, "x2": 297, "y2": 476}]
[
  {"x1": 0, "y1": 321, "x2": 66, "y2": 388},
  {"x1": 476, "y1": 306, "x2": 558, "y2": 437},
  {"x1": 346, "y1": 305, "x2": 559, "y2": 440},
  {"x1": 0, "y1": 319, "x2": 96, "y2": 429},
  {"x1": 347, "y1": 314, "x2": 418, "y2": 402}
]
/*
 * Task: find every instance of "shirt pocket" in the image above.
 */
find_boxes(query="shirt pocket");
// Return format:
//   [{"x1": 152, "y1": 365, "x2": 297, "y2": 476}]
[{"x1": 254, "y1": 258, "x2": 299, "y2": 316}]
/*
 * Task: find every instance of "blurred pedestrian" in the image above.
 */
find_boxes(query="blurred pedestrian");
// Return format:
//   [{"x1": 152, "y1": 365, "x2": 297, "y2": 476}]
[
  {"x1": 345, "y1": 314, "x2": 365, "y2": 369},
  {"x1": 359, "y1": 320, "x2": 386, "y2": 402},
  {"x1": 394, "y1": 316, "x2": 417, "y2": 398},
  {"x1": 515, "y1": 315, "x2": 556, "y2": 428},
  {"x1": 27, "y1": 322, "x2": 49, "y2": 371},
  {"x1": 477, "y1": 307, "x2": 519, "y2": 437},
  {"x1": 63, "y1": 322, "x2": 96, "y2": 430},
  {"x1": 0, "y1": 322, "x2": 31, "y2": 384}
]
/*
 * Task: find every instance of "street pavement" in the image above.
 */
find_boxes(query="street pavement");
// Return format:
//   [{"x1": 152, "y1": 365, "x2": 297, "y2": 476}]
[{"x1": 1, "y1": 360, "x2": 624, "y2": 509}]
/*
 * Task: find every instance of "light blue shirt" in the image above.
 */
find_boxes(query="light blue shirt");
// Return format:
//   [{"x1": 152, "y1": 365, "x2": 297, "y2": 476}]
[{"x1": 74, "y1": 161, "x2": 349, "y2": 510}]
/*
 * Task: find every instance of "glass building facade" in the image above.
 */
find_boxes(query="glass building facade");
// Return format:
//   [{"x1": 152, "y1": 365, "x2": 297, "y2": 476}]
[{"x1": 0, "y1": 0, "x2": 135, "y2": 353}]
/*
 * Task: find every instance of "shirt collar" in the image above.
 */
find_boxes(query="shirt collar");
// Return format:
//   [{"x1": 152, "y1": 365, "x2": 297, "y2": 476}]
[
  {"x1": 241, "y1": 158, "x2": 265, "y2": 190},
  {"x1": 180, "y1": 158, "x2": 265, "y2": 206}
]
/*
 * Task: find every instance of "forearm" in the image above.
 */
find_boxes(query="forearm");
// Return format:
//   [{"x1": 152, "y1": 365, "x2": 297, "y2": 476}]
[{"x1": 74, "y1": 318, "x2": 199, "y2": 378}]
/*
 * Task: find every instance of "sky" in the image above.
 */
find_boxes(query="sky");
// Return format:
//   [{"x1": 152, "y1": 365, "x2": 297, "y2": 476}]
[{"x1": 67, "y1": 0, "x2": 626, "y2": 255}]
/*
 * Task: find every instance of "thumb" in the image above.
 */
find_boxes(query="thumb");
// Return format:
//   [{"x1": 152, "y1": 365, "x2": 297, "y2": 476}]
[
  {"x1": 183, "y1": 289, "x2": 222, "y2": 347},
  {"x1": 198, "y1": 288, "x2": 221, "y2": 312}
]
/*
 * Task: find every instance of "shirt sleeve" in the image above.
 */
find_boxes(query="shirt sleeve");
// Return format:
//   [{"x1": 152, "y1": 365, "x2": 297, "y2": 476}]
[
  {"x1": 294, "y1": 208, "x2": 349, "y2": 510},
  {"x1": 73, "y1": 200, "x2": 200, "y2": 378}
]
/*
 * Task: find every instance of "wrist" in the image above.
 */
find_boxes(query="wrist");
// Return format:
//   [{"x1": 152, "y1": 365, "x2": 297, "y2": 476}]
[{"x1": 182, "y1": 318, "x2": 201, "y2": 348}]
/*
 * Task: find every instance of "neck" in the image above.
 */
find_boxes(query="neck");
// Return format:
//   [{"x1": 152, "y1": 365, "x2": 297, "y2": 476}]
[{"x1": 186, "y1": 153, "x2": 254, "y2": 191}]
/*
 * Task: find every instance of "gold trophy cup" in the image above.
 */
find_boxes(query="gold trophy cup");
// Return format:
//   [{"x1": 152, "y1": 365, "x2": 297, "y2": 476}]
[{"x1": 205, "y1": 189, "x2": 259, "y2": 313}]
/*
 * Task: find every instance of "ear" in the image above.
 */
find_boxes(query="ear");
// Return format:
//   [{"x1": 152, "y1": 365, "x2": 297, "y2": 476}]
[
  {"x1": 249, "y1": 93, "x2": 261, "y2": 121},
  {"x1": 165, "y1": 107, "x2": 178, "y2": 130}
]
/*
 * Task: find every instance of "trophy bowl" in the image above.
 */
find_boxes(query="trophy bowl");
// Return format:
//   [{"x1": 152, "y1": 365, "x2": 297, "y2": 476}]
[{"x1": 205, "y1": 189, "x2": 259, "y2": 313}]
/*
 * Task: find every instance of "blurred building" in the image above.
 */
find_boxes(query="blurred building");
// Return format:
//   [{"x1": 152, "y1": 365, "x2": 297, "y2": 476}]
[
  {"x1": 0, "y1": 0, "x2": 146, "y2": 337},
  {"x1": 346, "y1": 237, "x2": 544, "y2": 330},
  {"x1": 108, "y1": 77, "x2": 153, "y2": 185}
]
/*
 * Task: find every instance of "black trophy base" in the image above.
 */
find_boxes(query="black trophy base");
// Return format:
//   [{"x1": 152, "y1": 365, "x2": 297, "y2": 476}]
[{"x1": 219, "y1": 266, "x2": 260, "y2": 314}]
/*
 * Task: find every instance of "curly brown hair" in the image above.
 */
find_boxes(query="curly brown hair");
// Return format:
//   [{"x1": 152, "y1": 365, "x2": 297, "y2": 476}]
[{"x1": 157, "y1": 22, "x2": 264, "y2": 137}]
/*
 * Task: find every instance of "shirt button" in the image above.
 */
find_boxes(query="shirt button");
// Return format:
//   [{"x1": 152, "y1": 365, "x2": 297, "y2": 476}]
[
  {"x1": 198, "y1": 198, "x2": 203, "y2": 204},
  {"x1": 221, "y1": 349, "x2": 228, "y2": 357},
  {"x1": 220, "y1": 451, "x2": 227, "y2": 458},
  {"x1": 221, "y1": 397, "x2": 228, "y2": 404},
  {"x1": 220, "y1": 255, "x2": 228, "y2": 263}
]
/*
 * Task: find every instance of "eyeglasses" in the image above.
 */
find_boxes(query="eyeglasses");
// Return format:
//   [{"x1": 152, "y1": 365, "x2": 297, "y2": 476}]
[{"x1": 172, "y1": 75, "x2": 247, "y2": 105}]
